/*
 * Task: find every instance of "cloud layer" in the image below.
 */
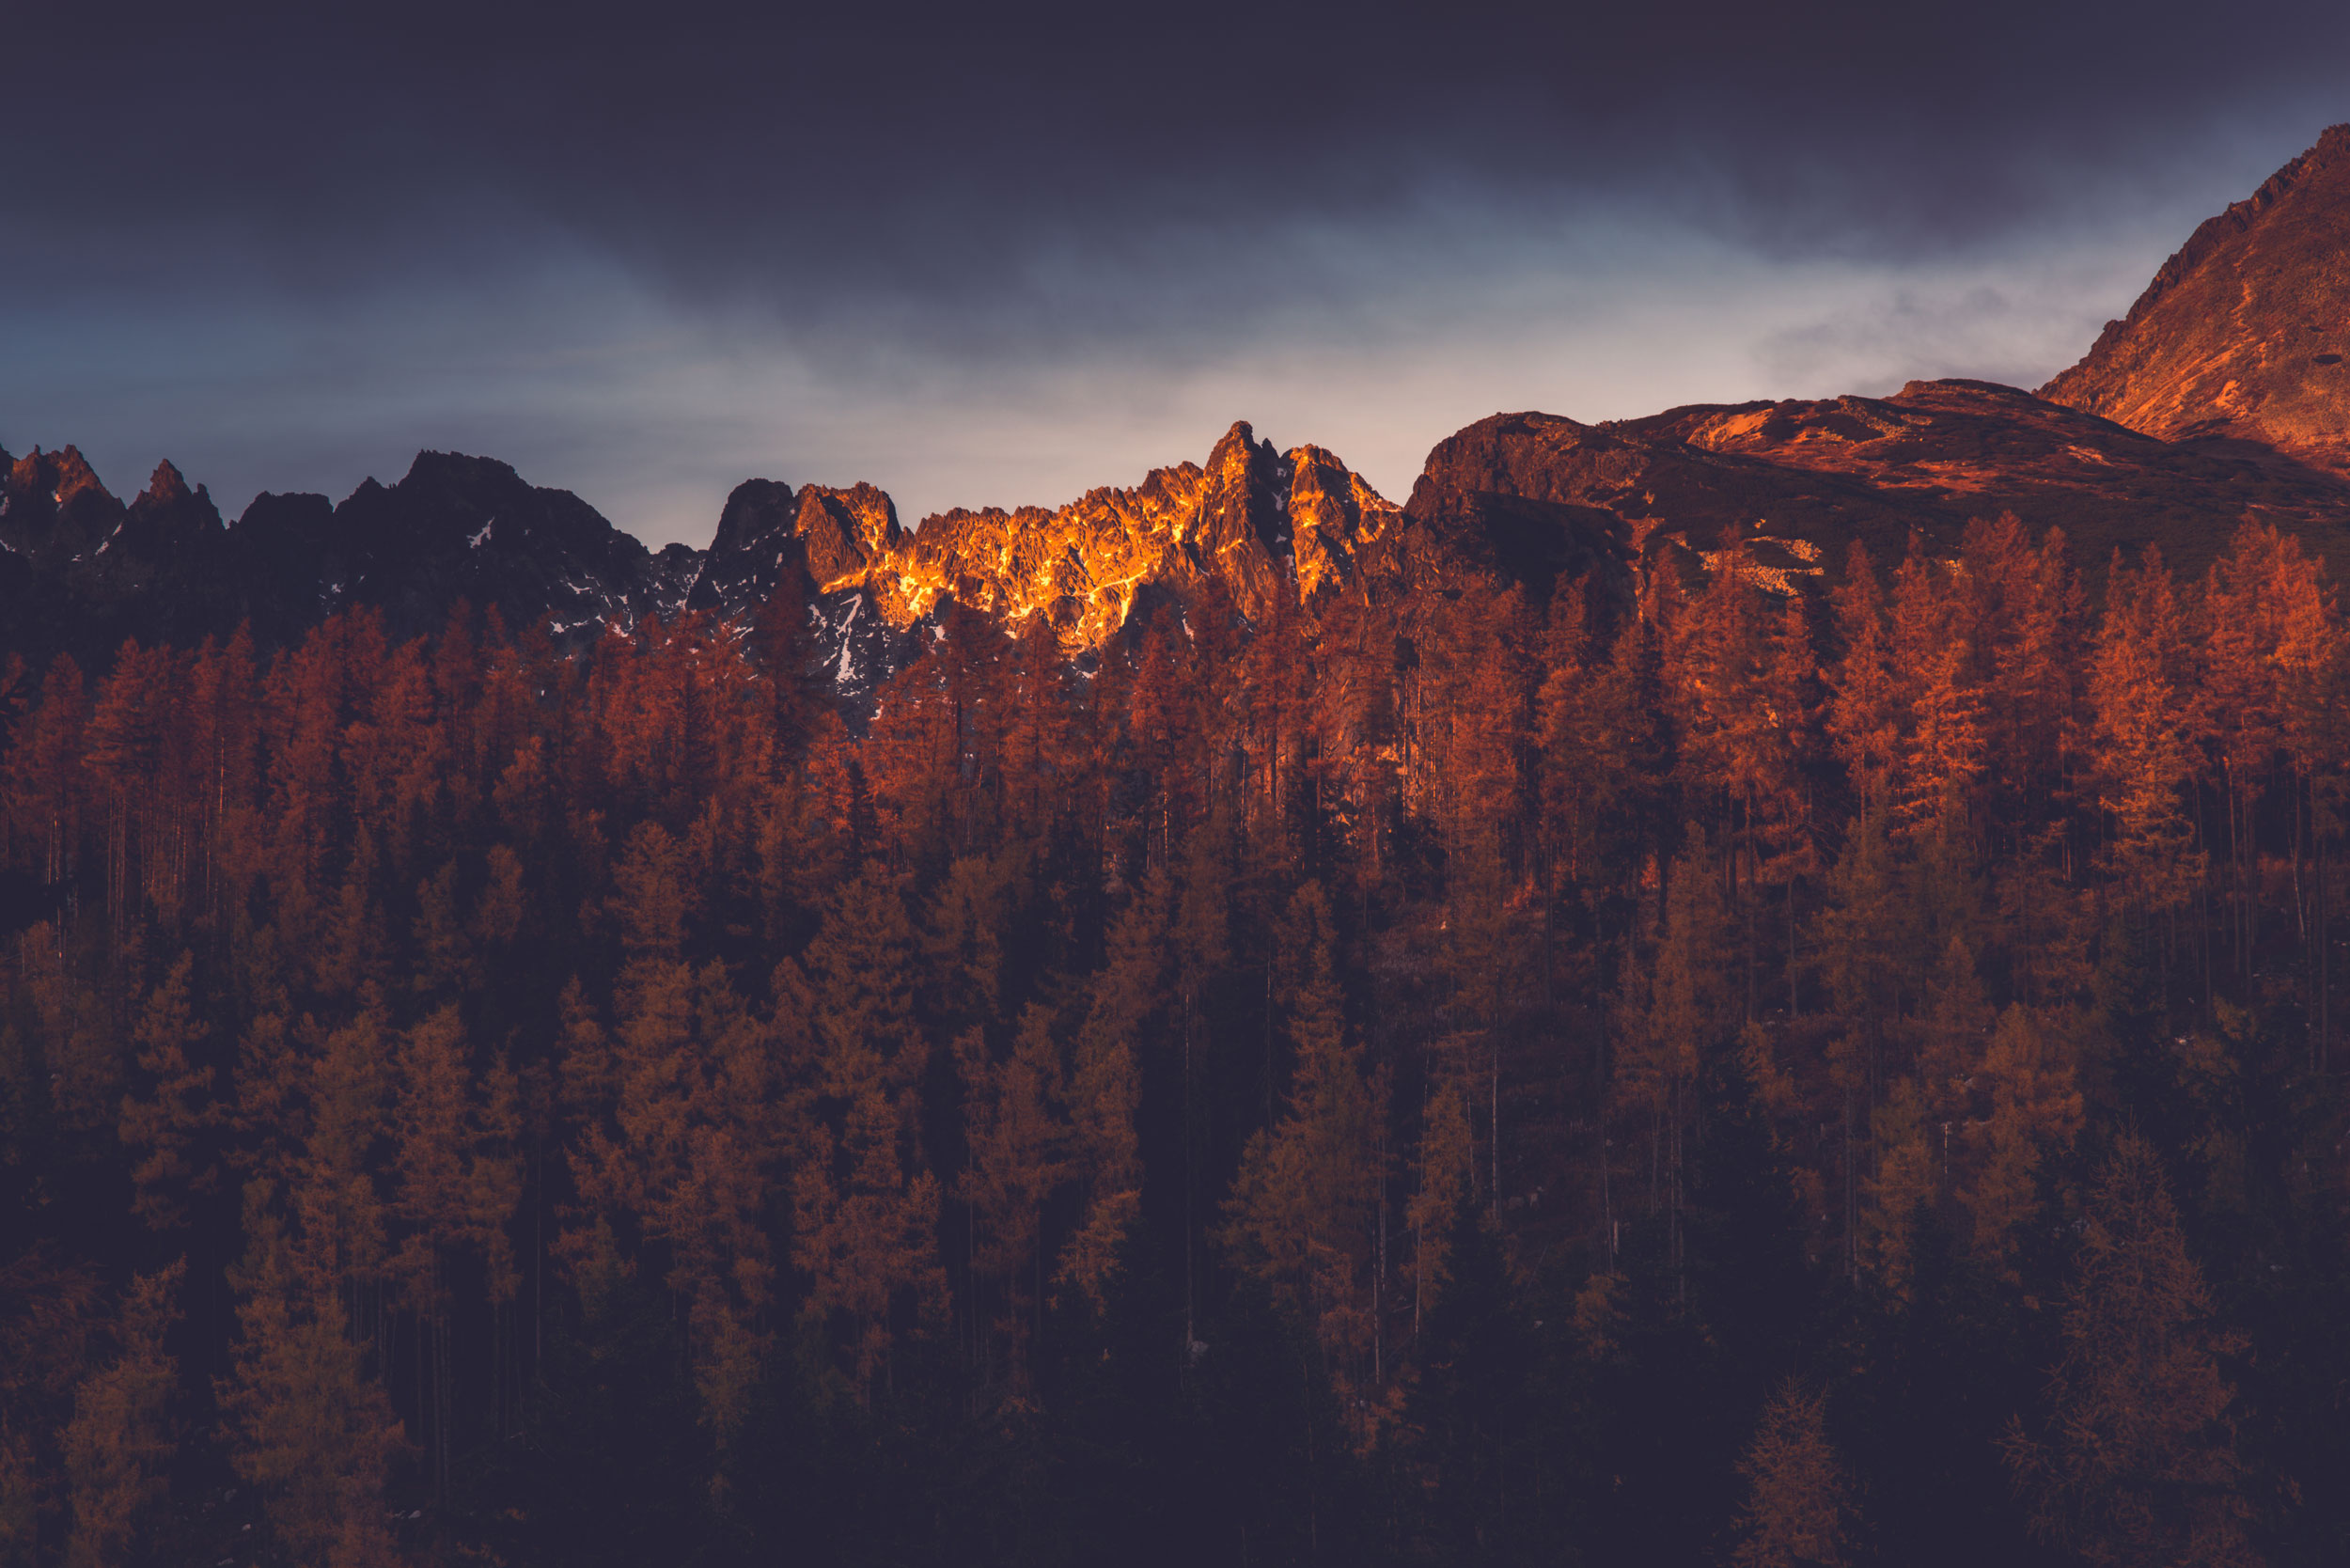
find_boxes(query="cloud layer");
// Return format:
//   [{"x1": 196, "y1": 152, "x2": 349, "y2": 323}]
[{"x1": 5, "y1": 1, "x2": 2345, "y2": 543}]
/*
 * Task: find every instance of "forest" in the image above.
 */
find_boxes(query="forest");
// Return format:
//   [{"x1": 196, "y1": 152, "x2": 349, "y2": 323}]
[{"x1": 1, "y1": 514, "x2": 2345, "y2": 1567}]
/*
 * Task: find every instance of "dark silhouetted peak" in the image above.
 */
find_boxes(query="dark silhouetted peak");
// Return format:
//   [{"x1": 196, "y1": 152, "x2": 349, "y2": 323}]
[
  {"x1": 689, "y1": 478, "x2": 812, "y2": 619},
  {"x1": 2, "y1": 444, "x2": 128, "y2": 566},
  {"x1": 122, "y1": 458, "x2": 224, "y2": 557},
  {"x1": 233, "y1": 491, "x2": 335, "y2": 544},
  {"x1": 2042, "y1": 125, "x2": 2350, "y2": 470},
  {"x1": 709, "y1": 478, "x2": 796, "y2": 558},
  {"x1": 399, "y1": 449, "x2": 530, "y2": 504},
  {"x1": 140, "y1": 460, "x2": 193, "y2": 508},
  {"x1": 1406, "y1": 412, "x2": 1634, "y2": 601},
  {"x1": 296, "y1": 451, "x2": 661, "y2": 642}
]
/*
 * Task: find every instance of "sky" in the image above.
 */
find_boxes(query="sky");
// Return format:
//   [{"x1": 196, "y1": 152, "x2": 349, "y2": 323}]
[{"x1": 4, "y1": 0, "x2": 2347, "y2": 548}]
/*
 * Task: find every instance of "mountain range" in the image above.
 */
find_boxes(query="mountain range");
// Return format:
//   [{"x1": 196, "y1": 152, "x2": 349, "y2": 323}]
[{"x1": 8, "y1": 126, "x2": 2350, "y2": 688}]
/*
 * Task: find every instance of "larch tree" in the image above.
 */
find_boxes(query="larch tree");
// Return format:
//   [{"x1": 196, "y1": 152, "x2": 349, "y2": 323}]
[
  {"x1": 1220, "y1": 882, "x2": 1386, "y2": 1417},
  {"x1": 1731, "y1": 1378, "x2": 1857, "y2": 1568},
  {"x1": 61, "y1": 1261, "x2": 182, "y2": 1568},
  {"x1": 217, "y1": 1183, "x2": 406, "y2": 1568},
  {"x1": 2005, "y1": 1132, "x2": 2255, "y2": 1568},
  {"x1": 1057, "y1": 870, "x2": 1161, "y2": 1312},
  {"x1": 783, "y1": 866, "x2": 944, "y2": 1399},
  {"x1": 2088, "y1": 549, "x2": 2204, "y2": 925},
  {"x1": 118, "y1": 951, "x2": 218, "y2": 1233},
  {"x1": 1825, "y1": 544, "x2": 1903, "y2": 835},
  {"x1": 1406, "y1": 1081, "x2": 1475, "y2": 1338},
  {"x1": 1961, "y1": 1004, "x2": 2082, "y2": 1282},
  {"x1": 388, "y1": 1003, "x2": 503, "y2": 1504},
  {"x1": 955, "y1": 1005, "x2": 1071, "y2": 1387},
  {"x1": 1615, "y1": 851, "x2": 1730, "y2": 1283},
  {"x1": 1888, "y1": 543, "x2": 1986, "y2": 849}
]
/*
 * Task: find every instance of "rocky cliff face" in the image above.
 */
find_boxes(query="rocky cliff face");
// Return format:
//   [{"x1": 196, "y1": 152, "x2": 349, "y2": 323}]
[{"x1": 2042, "y1": 124, "x2": 2350, "y2": 472}]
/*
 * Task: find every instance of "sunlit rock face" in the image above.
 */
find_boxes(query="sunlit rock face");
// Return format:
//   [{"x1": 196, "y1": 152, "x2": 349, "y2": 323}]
[
  {"x1": 2044, "y1": 124, "x2": 2350, "y2": 474},
  {"x1": 728, "y1": 421, "x2": 1412, "y2": 650},
  {"x1": 1286, "y1": 443, "x2": 1405, "y2": 602},
  {"x1": 793, "y1": 483, "x2": 905, "y2": 597}
]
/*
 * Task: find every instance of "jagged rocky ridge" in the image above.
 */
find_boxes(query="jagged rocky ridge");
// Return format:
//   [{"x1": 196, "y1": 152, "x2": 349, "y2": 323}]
[
  {"x1": 8, "y1": 127, "x2": 2350, "y2": 684},
  {"x1": 0, "y1": 423, "x2": 1426, "y2": 700}
]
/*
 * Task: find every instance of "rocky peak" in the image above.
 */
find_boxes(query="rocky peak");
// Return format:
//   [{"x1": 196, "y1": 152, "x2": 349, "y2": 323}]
[
  {"x1": 387, "y1": 451, "x2": 533, "y2": 542},
  {"x1": 122, "y1": 458, "x2": 223, "y2": 556},
  {"x1": 2, "y1": 444, "x2": 127, "y2": 563},
  {"x1": 794, "y1": 483, "x2": 903, "y2": 593},
  {"x1": 139, "y1": 460, "x2": 193, "y2": 508},
  {"x1": 1285, "y1": 443, "x2": 1402, "y2": 601},
  {"x1": 1187, "y1": 420, "x2": 1292, "y2": 620},
  {"x1": 688, "y1": 478, "x2": 815, "y2": 622},
  {"x1": 708, "y1": 478, "x2": 796, "y2": 558},
  {"x1": 2041, "y1": 124, "x2": 2350, "y2": 470},
  {"x1": 8, "y1": 444, "x2": 117, "y2": 512}
]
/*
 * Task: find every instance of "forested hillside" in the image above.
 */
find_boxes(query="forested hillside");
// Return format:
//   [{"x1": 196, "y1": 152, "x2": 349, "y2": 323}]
[{"x1": 2, "y1": 515, "x2": 2346, "y2": 1566}]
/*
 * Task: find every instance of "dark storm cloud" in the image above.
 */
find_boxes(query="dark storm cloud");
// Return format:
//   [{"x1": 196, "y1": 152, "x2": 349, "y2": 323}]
[
  {"x1": 5, "y1": 0, "x2": 2347, "y2": 541},
  {"x1": 15, "y1": 0, "x2": 2347, "y2": 320}
]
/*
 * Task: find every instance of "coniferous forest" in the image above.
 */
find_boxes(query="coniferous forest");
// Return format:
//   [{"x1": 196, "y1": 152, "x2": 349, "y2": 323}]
[{"x1": 4, "y1": 515, "x2": 2349, "y2": 1567}]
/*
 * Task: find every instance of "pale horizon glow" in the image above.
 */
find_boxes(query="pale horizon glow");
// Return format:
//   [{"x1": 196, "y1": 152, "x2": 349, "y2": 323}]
[{"x1": 0, "y1": 198, "x2": 2221, "y2": 552}]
